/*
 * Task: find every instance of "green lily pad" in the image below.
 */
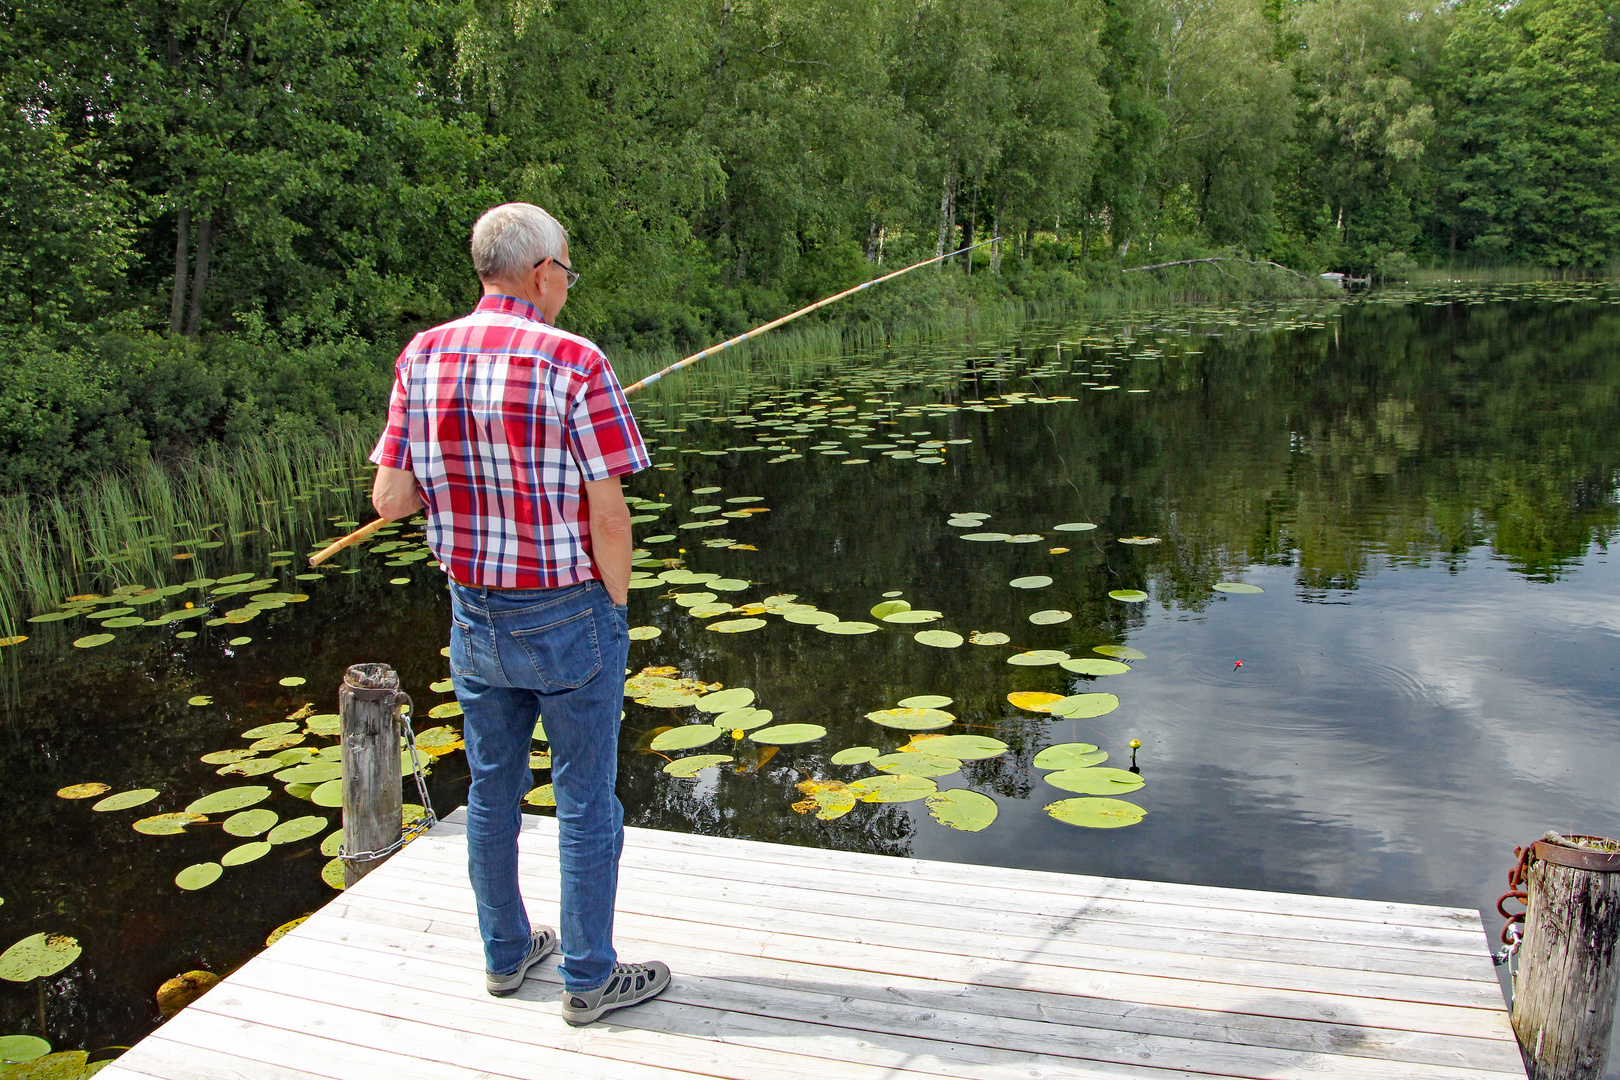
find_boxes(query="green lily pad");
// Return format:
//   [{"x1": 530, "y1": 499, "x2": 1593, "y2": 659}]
[
  {"x1": 1009, "y1": 576, "x2": 1052, "y2": 589},
  {"x1": 1049, "y1": 693, "x2": 1120, "y2": 719},
  {"x1": 707, "y1": 618, "x2": 767, "y2": 633},
  {"x1": 71, "y1": 633, "x2": 115, "y2": 649},
  {"x1": 915, "y1": 629, "x2": 964, "y2": 648},
  {"x1": 1094, "y1": 644, "x2": 1146, "y2": 660},
  {"x1": 897, "y1": 694, "x2": 952, "y2": 709},
  {"x1": 925, "y1": 789, "x2": 999, "y2": 832},
  {"x1": 1118, "y1": 537, "x2": 1162, "y2": 546},
  {"x1": 310, "y1": 779, "x2": 344, "y2": 807},
  {"x1": 250, "y1": 733, "x2": 305, "y2": 752},
  {"x1": 1029, "y1": 610, "x2": 1073, "y2": 625},
  {"x1": 696, "y1": 687, "x2": 755, "y2": 713},
  {"x1": 1109, "y1": 589, "x2": 1149, "y2": 602},
  {"x1": 186, "y1": 786, "x2": 271, "y2": 815},
  {"x1": 92, "y1": 788, "x2": 158, "y2": 812},
  {"x1": 221, "y1": 841, "x2": 272, "y2": 867},
  {"x1": 27, "y1": 611, "x2": 79, "y2": 623},
  {"x1": 866, "y1": 707, "x2": 954, "y2": 730},
  {"x1": 523, "y1": 784, "x2": 556, "y2": 807},
  {"x1": 969, "y1": 631, "x2": 1010, "y2": 646},
  {"x1": 869, "y1": 600, "x2": 911, "y2": 619},
  {"x1": 1033, "y1": 743, "x2": 1107, "y2": 769},
  {"x1": 783, "y1": 609, "x2": 839, "y2": 625},
  {"x1": 1045, "y1": 767, "x2": 1145, "y2": 794},
  {"x1": 222, "y1": 809, "x2": 278, "y2": 837},
  {"x1": 1060, "y1": 657, "x2": 1131, "y2": 676},
  {"x1": 219, "y1": 758, "x2": 285, "y2": 778},
  {"x1": 187, "y1": 695, "x2": 214, "y2": 706},
  {"x1": 279, "y1": 677, "x2": 307, "y2": 687},
  {"x1": 748, "y1": 724, "x2": 826, "y2": 745},
  {"x1": 650, "y1": 725, "x2": 723, "y2": 751},
  {"x1": 274, "y1": 762, "x2": 343, "y2": 784},
  {"x1": 267, "y1": 816, "x2": 328, "y2": 845},
  {"x1": 663, "y1": 755, "x2": 734, "y2": 777},
  {"x1": 1007, "y1": 649, "x2": 1068, "y2": 666},
  {"x1": 242, "y1": 722, "x2": 299, "y2": 739},
  {"x1": 0, "y1": 934, "x2": 82, "y2": 981},
  {"x1": 672, "y1": 591, "x2": 718, "y2": 608},
  {"x1": 429, "y1": 679, "x2": 454, "y2": 693},
  {"x1": 305, "y1": 713, "x2": 342, "y2": 736},
  {"x1": 100, "y1": 617, "x2": 144, "y2": 628},
  {"x1": 133, "y1": 812, "x2": 207, "y2": 835},
  {"x1": 1214, "y1": 582, "x2": 1264, "y2": 594},
  {"x1": 848, "y1": 774, "x2": 938, "y2": 803},
  {"x1": 628, "y1": 626, "x2": 661, "y2": 640},
  {"x1": 285, "y1": 784, "x2": 317, "y2": 802},
  {"x1": 906, "y1": 734, "x2": 1007, "y2": 760},
  {"x1": 871, "y1": 752, "x2": 960, "y2": 777},
  {"x1": 427, "y1": 701, "x2": 463, "y2": 718},
  {"x1": 960, "y1": 532, "x2": 1012, "y2": 541},
  {"x1": 0, "y1": 1034, "x2": 51, "y2": 1062},
  {"x1": 228, "y1": 636, "x2": 252, "y2": 646},
  {"x1": 882, "y1": 609, "x2": 942, "y2": 623},
  {"x1": 1045, "y1": 797, "x2": 1147, "y2": 828},
  {"x1": 320, "y1": 830, "x2": 344, "y2": 856},
  {"x1": 817, "y1": 621, "x2": 880, "y2": 635},
  {"x1": 320, "y1": 857, "x2": 347, "y2": 888},
  {"x1": 830, "y1": 746, "x2": 880, "y2": 765},
  {"x1": 1053, "y1": 522, "x2": 1098, "y2": 532},
  {"x1": 708, "y1": 578, "x2": 750, "y2": 592},
  {"x1": 715, "y1": 707, "x2": 773, "y2": 731},
  {"x1": 175, "y1": 863, "x2": 223, "y2": 890}
]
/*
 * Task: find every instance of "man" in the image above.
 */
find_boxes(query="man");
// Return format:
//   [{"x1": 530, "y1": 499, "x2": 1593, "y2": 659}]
[{"x1": 369, "y1": 202, "x2": 669, "y2": 1026}]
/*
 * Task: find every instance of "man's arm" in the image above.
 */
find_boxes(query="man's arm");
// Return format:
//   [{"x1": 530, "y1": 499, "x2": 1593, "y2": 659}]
[
  {"x1": 371, "y1": 466, "x2": 424, "y2": 521},
  {"x1": 584, "y1": 476, "x2": 633, "y2": 606}
]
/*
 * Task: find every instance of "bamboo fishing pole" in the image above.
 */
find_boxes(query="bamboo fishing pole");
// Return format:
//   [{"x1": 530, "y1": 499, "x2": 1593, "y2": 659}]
[{"x1": 309, "y1": 235, "x2": 1000, "y2": 567}]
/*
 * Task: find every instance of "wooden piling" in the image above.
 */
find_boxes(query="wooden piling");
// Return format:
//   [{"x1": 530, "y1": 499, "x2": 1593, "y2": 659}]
[
  {"x1": 1511, "y1": 832, "x2": 1620, "y2": 1080},
  {"x1": 338, "y1": 663, "x2": 407, "y2": 888}
]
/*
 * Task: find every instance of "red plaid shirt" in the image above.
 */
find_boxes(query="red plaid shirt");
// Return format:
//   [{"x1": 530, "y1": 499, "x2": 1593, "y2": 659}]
[{"x1": 370, "y1": 294, "x2": 649, "y2": 589}]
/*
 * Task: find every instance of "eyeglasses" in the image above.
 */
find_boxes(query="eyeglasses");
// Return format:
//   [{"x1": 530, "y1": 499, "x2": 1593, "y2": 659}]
[{"x1": 533, "y1": 255, "x2": 580, "y2": 289}]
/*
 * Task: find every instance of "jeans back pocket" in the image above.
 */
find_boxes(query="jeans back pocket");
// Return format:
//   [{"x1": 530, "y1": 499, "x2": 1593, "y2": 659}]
[{"x1": 505, "y1": 606, "x2": 602, "y2": 691}]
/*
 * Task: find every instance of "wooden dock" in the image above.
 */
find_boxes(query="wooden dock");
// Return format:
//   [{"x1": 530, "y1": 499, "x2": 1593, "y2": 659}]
[{"x1": 100, "y1": 808, "x2": 1526, "y2": 1080}]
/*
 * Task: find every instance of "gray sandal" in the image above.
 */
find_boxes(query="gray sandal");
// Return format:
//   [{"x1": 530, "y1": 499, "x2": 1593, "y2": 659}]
[
  {"x1": 485, "y1": 927, "x2": 558, "y2": 996},
  {"x1": 559, "y1": 961, "x2": 671, "y2": 1025}
]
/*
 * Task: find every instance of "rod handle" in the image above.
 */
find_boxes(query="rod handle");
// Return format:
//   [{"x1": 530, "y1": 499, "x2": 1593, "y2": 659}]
[{"x1": 309, "y1": 517, "x2": 390, "y2": 566}]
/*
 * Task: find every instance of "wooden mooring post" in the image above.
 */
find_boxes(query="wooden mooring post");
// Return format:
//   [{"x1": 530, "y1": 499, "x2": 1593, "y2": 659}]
[
  {"x1": 338, "y1": 663, "x2": 408, "y2": 888},
  {"x1": 1511, "y1": 832, "x2": 1620, "y2": 1080}
]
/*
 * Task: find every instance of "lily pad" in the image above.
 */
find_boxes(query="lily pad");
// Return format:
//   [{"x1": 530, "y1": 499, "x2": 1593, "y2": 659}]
[
  {"x1": 219, "y1": 758, "x2": 285, "y2": 778},
  {"x1": 816, "y1": 621, "x2": 880, "y2": 635},
  {"x1": 523, "y1": 784, "x2": 556, "y2": 807},
  {"x1": 1029, "y1": 610, "x2": 1073, "y2": 625},
  {"x1": 0, "y1": 1034, "x2": 51, "y2": 1062},
  {"x1": 133, "y1": 812, "x2": 207, "y2": 835},
  {"x1": 871, "y1": 752, "x2": 960, "y2": 777},
  {"x1": 925, "y1": 789, "x2": 999, "y2": 832},
  {"x1": 71, "y1": 633, "x2": 115, "y2": 649},
  {"x1": 175, "y1": 862, "x2": 223, "y2": 890},
  {"x1": 1049, "y1": 693, "x2": 1120, "y2": 719},
  {"x1": 1213, "y1": 582, "x2": 1264, "y2": 594},
  {"x1": 663, "y1": 755, "x2": 734, "y2": 777},
  {"x1": 187, "y1": 695, "x2": 213, "y2": 706},
  {"x1": 0, "y1": 934, "x2": 81, "y2": 981},
  {"x1": 320, "y1": 830, "x2": 344, "y2": 856},
  {"x1": 830, "y1": 746, "x2": 880, "y2": 765},
  {"x1": 266, "y1": 816, "x2": 328, "y2": 845},
  {"x1": 960, "y1": 532, "x2": 1013, "y2": 542},
  {"x1": 748, "y1": 724, "x2": 826, "y2": 745},
  {"x1": 905, "y1": 734, "x2": 1008, "y2": 760},
  {"x1": 0, "y1": 635, "x2": 28, "y2": 647},
  {"x1": 242, "y1": 722, "x2": 299, "y2": 739},
  {"x1": 1094, "y1": 644, "x2": 1146, "y2": 660},
  {"x1": 1009, "y1": 576, "x2": 1053, "y2": 589},
  {"x1": 221, "y1": 841, "x2": 272, "y2": 866},
  {"x1": 1044, "y1": 767, "x2": 1145, "y2": 794},
  {"x1": 1109, "y1": 589, "x2": 1149, "y2": 602},
  {"x1": 882, "y1": 609, "x2": 942, "y2": 623},
  {"x1": 222, "y1": 809, "x2": 278, "y2": 837},
  {"x1": 279, "y1": 677, "x2": 307, "y2": 687},
  {"x1": 869, "y1": 600, "x2": 911, "y2": 619},
  {"x1": 650, "y1": 725, "x2": 723, "y2": 751},
  {"x1": 1045, "y1": 797, "x2": 1147, "y2": 828},
  {"x1": 1053, "y1": 522, "x2": 1098, "y2": 532},
  {"x1": 1118, "y1": 537, "x2": 1163, "y2": 545},
  {"x1": 968, "y1": 631, "x2": 1010, "y2": 646},
  {"x1": 896, "y1": 694, "x2": 952, "y2": 709},
  {"x1": 1007, "y1": 649, "x2": 1069, "y2": 666},
  {"x1": 310, "y1": 779, "x2": 344, "y2": 807},
  {"x1": 707, "y1": 618, "x2": 767, "y2": 633},
  {"x1": 783, "y1": 610, "x2": 839, "y2": 625},
  {"x1": 1033, "y1": 743, "x2": 1108, "y2": 770},
  {"x1": 427, "y1": 701, "x2": 464, "y2": 719},
  {"x1": 186, "y1": 786, "x2": 271, "y2": 815},
  {"x1": 696, "y1": 687, "x2": 755, "y2": 713},
  {"x1": 628, "y1": 626, "x2": 661, "y2": 640},
  {"x1": 1008, "y1": 691, "x2": 1065, "y2": 713},
  {"x1": 250, "y1": 733, "x2": 305, "y2": 753},
  {"x1": 320, "y1": 857, "x2": 346, "y2": 888},
  {"x1": 848, "y1": 774, "x2": 938, "y2": 803},
  {"x1": 228, "y1": 637, "x2": 252, "y2": 646},
  {"x1": 716, "y1": 707, "x2": 773, "y2": 731},
  {"x1": 92, "y1": 789, "x2": 159, "y2": 812},
  {"x1": 866, "y1": 707, "x2": 954, "y2": 730},
  {"x1": 707, "y1": 578, "x2": 750, "y2": 592},
  {"x1": 1060, "y1": 657, "x2": 1131, "y2": 676},
  {"x1": 55, "y1": 783, "x2": 110, "y2": 800},
  {"x1": 914, "y1": 630, "x2": 964, "y2": 648}
]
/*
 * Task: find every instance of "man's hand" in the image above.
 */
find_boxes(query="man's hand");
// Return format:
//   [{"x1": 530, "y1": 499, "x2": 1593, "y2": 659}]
[
  {"x1": 584, "y1": 476, "x2": 633, "y2": 606},
  {"x1": 372, "y1": 465, "x2": 424, "y2": 521}
]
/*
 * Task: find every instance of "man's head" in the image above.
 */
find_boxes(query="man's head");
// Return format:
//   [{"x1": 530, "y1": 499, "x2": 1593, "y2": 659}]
[{"x1": 471, "y1": 202, "x2": 574, "y2": 323}]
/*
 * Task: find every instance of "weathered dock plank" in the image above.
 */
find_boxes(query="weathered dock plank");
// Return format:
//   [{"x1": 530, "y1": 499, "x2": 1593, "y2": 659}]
[{"x1": 97, "y1": 809, "x2": 1525, "y2": 1080}]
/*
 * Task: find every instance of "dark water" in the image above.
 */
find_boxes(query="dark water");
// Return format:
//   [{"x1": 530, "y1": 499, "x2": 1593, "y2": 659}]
[{"x1": 3, "y1": 285, "x2": 1619, "y2": 1069}]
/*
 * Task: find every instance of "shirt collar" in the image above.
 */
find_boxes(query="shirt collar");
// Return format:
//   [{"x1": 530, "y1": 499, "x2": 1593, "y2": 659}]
[{"x1": 475, "y1": 293, "x2": 547, "y2": 324}]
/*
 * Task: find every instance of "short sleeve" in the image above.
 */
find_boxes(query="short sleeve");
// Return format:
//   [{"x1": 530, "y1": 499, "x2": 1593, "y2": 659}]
[
  {"x1": 566, "y1": 353, "x2": 650, "y2": 482},
  {"x1": 369, "y1": 348, "x2": 414, "y2": 471}
]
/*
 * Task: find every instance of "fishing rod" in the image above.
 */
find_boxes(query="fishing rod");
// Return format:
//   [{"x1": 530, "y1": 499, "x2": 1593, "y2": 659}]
[{"x1": 308, "y1": 235, "x2": 1000, "y2": 567}]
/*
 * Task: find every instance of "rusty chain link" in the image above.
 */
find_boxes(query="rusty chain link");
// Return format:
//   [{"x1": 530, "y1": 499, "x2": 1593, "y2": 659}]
[{"x1": 1492, "y1": 842, "x2": 1535, "y2": 967}]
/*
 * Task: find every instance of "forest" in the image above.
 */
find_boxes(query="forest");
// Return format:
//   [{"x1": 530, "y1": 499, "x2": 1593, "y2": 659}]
[{"x1": 1, "y1": 0, "x2": 1617, "y2": 490}]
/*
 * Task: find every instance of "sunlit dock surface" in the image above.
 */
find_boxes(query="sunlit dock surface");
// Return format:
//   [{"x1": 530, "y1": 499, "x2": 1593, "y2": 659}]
[{"x1": 100, "y1": 808, "x2": 1524, "y2": 1080}]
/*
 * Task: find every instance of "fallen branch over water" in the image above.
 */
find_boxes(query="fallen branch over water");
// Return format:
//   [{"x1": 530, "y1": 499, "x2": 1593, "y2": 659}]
[{"x1": 1123, "y1": 257, "x2": 1313, "y2": 282}]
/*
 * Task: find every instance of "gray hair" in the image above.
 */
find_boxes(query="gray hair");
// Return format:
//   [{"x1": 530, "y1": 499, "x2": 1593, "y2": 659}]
[{"x1": 470, "y1": 203, "x2": 568, "y2": 282}]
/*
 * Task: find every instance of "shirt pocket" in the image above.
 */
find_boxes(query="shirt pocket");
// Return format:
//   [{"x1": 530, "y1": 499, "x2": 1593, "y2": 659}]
[{"x1": 507, "y1": 607, "x2": 602, "y2": 691}]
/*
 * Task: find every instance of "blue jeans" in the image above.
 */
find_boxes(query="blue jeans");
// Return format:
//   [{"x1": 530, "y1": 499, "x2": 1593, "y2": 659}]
[{"x1": 447, "y1": 577, "x2": 629, "y2": 992}]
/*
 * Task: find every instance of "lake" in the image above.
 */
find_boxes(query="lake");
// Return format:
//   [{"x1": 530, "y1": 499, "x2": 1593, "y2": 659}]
[{"x1": 3, "y1": 282, "x2": 1618, "y2": 1073}]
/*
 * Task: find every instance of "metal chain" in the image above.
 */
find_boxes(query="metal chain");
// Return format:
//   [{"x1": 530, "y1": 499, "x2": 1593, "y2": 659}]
[
  {"x1": 340, "y1": 696, "x2": 440, "y2": 864},
  {"x1": 1492, "y1": 843, "x2": 1535, "y2": 977}
]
